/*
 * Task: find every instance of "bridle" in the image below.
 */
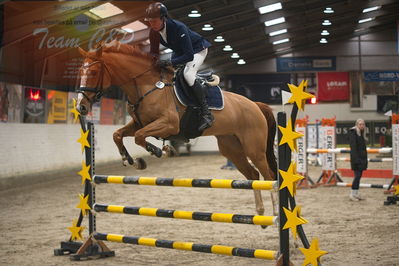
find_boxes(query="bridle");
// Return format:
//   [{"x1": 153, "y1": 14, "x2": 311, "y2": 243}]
[
  {"x1": 76, "y1": 59, "x2": 111, "y2": 105},
  {"x1": 76, "y1": 56, "x2": 172, "y2": 127}
]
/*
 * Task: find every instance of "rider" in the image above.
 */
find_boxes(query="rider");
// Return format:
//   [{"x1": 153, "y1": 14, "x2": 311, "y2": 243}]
[{"x1": 145, "y1": 2, "x2": 214, "y2": 131}]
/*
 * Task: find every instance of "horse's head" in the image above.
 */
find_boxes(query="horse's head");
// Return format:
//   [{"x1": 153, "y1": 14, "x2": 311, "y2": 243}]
[{"x1": 76, "y1": 45, "x2": 112, "y2": 115}]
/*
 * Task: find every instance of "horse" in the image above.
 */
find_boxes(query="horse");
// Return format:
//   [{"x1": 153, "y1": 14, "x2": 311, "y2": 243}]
[{"x1": 75, "y1": 41, "x2": 278, "y2": 218}]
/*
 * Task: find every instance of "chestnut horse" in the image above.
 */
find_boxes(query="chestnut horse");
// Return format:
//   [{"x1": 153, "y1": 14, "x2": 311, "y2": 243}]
[{"x1": 76, "y1": 42, "x2": 278, "y2": 217}]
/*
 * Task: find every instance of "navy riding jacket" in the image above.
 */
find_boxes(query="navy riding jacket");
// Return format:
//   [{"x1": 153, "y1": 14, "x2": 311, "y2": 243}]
[{"x1": 150, "y1": 18, "x2": 211, "y2": 65}]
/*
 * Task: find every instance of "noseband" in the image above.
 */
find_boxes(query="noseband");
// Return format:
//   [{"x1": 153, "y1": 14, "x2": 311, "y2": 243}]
[{"x1": 76, "y1": 60, "x2": 110, "y2": 105}]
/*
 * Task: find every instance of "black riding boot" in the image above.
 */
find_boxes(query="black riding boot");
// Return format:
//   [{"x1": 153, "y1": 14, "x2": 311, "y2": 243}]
[{"x1": 192, "y1": 79, "x2": 214, "y2": 131}]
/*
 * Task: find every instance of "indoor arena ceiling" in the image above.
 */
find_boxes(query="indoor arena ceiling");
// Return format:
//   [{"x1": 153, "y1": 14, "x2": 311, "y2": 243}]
[{"x1": 2, "y1": 0, "x2": 399, "y2": 73}]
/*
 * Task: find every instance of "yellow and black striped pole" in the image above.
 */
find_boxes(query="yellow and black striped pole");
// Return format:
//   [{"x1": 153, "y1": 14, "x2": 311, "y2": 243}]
[
  {"x1": 94, "y1": 233, "x2": 277, "y2": 260},
  {"x1": 94, "y1": 204, "x2": 277, "y2": 226},
  {"x1": 94, "y1": 175, "x2": 276, "y2": 190}
]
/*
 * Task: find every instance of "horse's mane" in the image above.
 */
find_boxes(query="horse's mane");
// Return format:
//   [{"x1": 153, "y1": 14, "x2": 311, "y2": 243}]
[{"x1": 101, "y1": 41, "x2": 152, "y2": 60}]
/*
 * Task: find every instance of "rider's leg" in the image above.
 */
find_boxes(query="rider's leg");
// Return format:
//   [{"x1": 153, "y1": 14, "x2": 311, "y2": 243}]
[{"x1": 183, "y1": 49, "x2": 214, "y2": 131}]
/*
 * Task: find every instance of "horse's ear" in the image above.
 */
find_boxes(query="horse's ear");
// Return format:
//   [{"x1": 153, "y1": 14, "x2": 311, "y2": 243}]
[{"x1": 78, "y1": 47, "x2": 88, "y2": 57}]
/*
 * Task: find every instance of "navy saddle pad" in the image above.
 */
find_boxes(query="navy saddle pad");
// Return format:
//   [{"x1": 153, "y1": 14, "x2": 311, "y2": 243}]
[{"x1": 173, "y1": 71, "x2": 224, "y2": 110}]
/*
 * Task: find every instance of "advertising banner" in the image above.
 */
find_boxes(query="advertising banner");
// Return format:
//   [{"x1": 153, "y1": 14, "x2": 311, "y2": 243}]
[
  {"x1": 364, "y1": 71, "x2": 399, "y2": 82},
  {"x1": 6, "y1": 83, "x2": 23, "y2": 123},
  {"x1": 47, "y1": 90, "x2": 68, "y2": 123},
  {"x1": 321, "y1": 126, "x2": 335, "y2": 171},
  {"x1": 295, "y1": 126, "x2": 307, "y2": 173},
  {"x1": 100, "y1": 98, "x2": 114, "y2": 125},
  {"x1": 317, "y1": 72, "x2": 349, "y2": 102},
  {"x1": 113, "y1": 99, "x2": 125, "y2": 125},
  {"x1": 277, "y1": 57, "x2": 336, "y2": 72},
  {"x1": 393, "y1": 123, "x2": 399, "y2": 175}
]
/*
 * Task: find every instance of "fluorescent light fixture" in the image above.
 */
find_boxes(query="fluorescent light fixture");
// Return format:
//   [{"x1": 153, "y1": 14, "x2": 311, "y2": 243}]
[
  {"x1": 324, "y1": 7, "x2": 334, "y2": 14},
  {"x1": 320, "y1": 38, "x2": 327, "y2": 43},
  {"x1": 237, "y1": 59, "x2": 246, "y2": 65},
  {"x1": 321, "y1": 30, "x2": 329, "y2": 36},
  {"x1": 273, "y1": 38, "x2": 289, "y2": 45},
  {"x1": 264, "y1": 17, "x2": 285, "y2": 26},
  {"x1": 214, "y1": 36, "x2": 225, "y2": 42},
  {"x1": 258, "y1": 2, "x2": 282, "y2": 14},
  {"x1": 89, "y1": 3, "x2": 123, "y2": 19},
  {"x1": 122, "y1": 21, "x2": 147, "y2": 33},
  {"x1": 359, "y1": 17, "x2": 374, "y2": 23},
  {"x1": 188, "y1": 10, "x2": 201, "y2": 17},
  {"x1": 202, "y1": 24, "x2": 214, "y2": 31},
  {"x1": 322, "y1": 19, "x2": 332, "y2": 26},
  {"x1": 363, "y1": 6, "x2": 380, "y2": 13},
  {"x1": 269, "y1": 29, "x2": 287, "y2": 36},
  {"x1": 223, "y1": 45, "x2": 233, "y2": 51},
  {"x1": 231, "y1": 53, "x2": 239, "y2": 58}
]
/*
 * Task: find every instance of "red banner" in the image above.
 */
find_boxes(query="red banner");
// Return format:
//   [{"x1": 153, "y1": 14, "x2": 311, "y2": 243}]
[
  {"x1": 317, "y1": 72, "x2": 349, "y2": 102},
  {"x1": 100, "y1": 98, "x2": 114, "y2": 125}
]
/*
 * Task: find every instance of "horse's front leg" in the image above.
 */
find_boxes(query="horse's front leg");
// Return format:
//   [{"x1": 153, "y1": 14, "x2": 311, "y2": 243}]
[
  {"x1": 113, "y1": 120, "x2": 146, "y2": 169},
  {"x1": 134, "y1": 119, "x2": 179, "y2": 158}
]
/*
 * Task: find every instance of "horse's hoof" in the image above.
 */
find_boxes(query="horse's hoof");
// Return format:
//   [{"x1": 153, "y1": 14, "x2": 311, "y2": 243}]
[
  {"x1": 162, "y1": 145, "x2": 178, "y2": 157},
  {"x1": 261, "y1": 225, "x2": 268, "y2": 229},
  {"x1": 135, "y1": 158, "x2": 147, "y2": 170},
  {"x1": 122, "y1": 159, "x2": 128, "y2": 166}
]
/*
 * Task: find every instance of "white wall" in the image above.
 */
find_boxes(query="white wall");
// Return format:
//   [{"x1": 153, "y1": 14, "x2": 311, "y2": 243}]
[{"x1": 0, "y1": 123, "x2": 219, "y2": 183}]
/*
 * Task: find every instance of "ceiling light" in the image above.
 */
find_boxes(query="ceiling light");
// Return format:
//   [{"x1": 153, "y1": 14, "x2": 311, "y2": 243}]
[
  {"x1": 320, "y1": 38, "x2": 328, "y2": 44},
  {"x1": 324, "y1": 7, "x2": 334, "y2": 14},
  {"x1": 363, "y1": 6, "x2": 380, "y2": 13},
  {"x1": 265, "y1": 17, "x2": 285, "y2": 27},
  {"x1": 237, "y1": 59, "x2": 246, "y2": 65},
  {"x1": 188, "y1": 10, "x2": 201, "y2": 17},
  {"x1": 223, "y1": 45, "x2": 233, "y2": 51},
  {"x1": 269, "y1": 29, "x2": 287, "y2": 36},
  {"x1": 273, "y1": 38, "x2": 289, "y2": 45},
  {"x1": 321, "y1": 30, "x2": 329, "y2": 36},
  {"x1": 231, "y1": 53, "x2": 240, "y2": 58},
  {"x1": 89, "y1": 3, "x2": 123, "y2": 19},
  {"x1": 358, "y1": 18, "x2": 374, "y2": 24},
  {"x1": 258, "y1": 2, "x2": 282, "y2": 14},
  {"x1": 214, "y1": 36, "x2": 225, "y2": 42},
  {"x1": 202, "y1": 24, "x2": 214, "y2": 31},
  {"x1": 122, "y1": 21, "x2": 148, "y2": 33},
  {"x1": 322, "y1": 19, "x2": 332, "y2": 26}
]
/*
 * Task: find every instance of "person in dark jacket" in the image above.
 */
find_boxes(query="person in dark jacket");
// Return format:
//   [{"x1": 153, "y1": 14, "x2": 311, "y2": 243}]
[
  {"x1": 145, "y1": 2, "x2": 214, "y2": 131},
  {"x1": 348, "y1": 118, "x2": 368, "y2": 201}
]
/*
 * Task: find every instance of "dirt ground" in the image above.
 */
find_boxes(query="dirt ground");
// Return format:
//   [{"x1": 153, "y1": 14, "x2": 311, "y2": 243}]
[{"x1": 0, "y1": 153, "x2": 398, "y2": 266}]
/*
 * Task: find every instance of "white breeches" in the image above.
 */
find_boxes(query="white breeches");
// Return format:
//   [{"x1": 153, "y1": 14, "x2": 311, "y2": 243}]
[{"x1": 183, "y1": 48, "x2": 208, "y2": 87}]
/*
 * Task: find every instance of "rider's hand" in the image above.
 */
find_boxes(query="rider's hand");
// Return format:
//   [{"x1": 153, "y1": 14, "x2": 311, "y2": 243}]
[{"x1": 156, "y1": 59, "x2": 172, "y2": 68}]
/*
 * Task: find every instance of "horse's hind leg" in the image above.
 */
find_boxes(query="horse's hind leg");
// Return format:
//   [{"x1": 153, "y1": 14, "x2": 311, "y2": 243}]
[
  {"x1": 239, "y1": 133, "x2": 279, "y2": 216},
  {"x1": 113, "y1": 120, "x2": 146, "y2": 169},
  {"x1": 216, "y1": 135, "x2": 265, "y2": 217}
]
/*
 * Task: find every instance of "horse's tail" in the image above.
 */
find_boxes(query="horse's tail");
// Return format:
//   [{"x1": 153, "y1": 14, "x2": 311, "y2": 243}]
[{"x1": 255, "y1": 102, "x2": 278, "y2": 180}]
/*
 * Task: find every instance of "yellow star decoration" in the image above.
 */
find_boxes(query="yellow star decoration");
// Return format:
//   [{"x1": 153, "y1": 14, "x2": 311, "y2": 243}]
[
  {"x1": 279, "y1": 161, "x2": 304, "y2": 196},
  {"x1": 76, "y1": 194, "x2": 91, "y2": 216},
  {"x1": 67, "y1": 219, "x2": 85, "y2": 241},
  {"x1": 78, "y1": 160, "x2": 91, "y2": 184},
  {"x1": 283, "y1": 205, "x2": 308, "y2": 239},
  {"x1": 70, "y1": 98, "x2": 80, "y2": 123},
  {"x1": 394, "y1": 185, "x2": 399, "y2": 196},
  {"x1": 299, "y1": 238, "x2": 328, "y2": 266},
  {"x1": 278, "y1": 119, "x2": 304, "y2": 151},
  {"x1": 77, "y1": 128, "x2": 90, "y2": 153},
  {"x1": 287, "y1": 80, "x2": 315, "y2": 111}
]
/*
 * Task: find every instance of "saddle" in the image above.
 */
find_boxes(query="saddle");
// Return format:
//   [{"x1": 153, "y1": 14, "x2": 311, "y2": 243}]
[
  {"x1": 169, "y1": 67, "x2": 224, "y2": 141},
  {"x1": 173, "y1": 67, "x2": 224, "y2": 110}
]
